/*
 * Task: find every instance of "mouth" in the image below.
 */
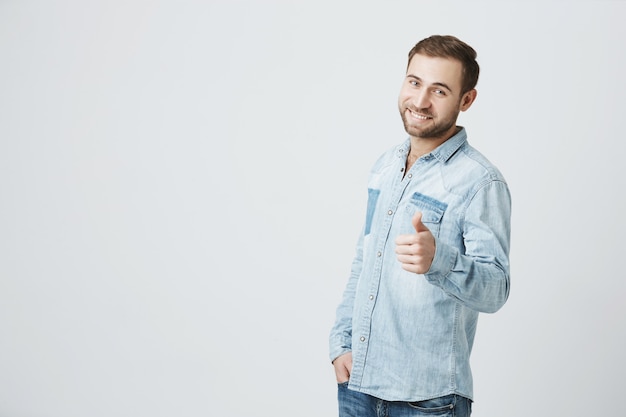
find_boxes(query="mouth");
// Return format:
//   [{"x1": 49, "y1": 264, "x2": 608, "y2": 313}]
[{"x1": 408, "y1": 109, "x2": 433, "y2": 120}]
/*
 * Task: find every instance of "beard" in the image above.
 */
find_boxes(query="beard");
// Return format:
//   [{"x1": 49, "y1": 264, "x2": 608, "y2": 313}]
[{"x1": 399, "y1": 106, "x2": 460, "y2": 140}]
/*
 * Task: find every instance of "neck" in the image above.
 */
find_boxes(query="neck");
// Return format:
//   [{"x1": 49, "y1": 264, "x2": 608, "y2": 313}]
[
  {"x1": 409, "y1": 126, "x2": 460, "y2": 159},
  {"x1": 408, "y1": 137, "x2": 444, "y2": 161}
]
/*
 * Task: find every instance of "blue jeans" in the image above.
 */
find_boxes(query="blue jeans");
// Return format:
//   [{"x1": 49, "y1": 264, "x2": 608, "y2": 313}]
[{"x1": 338, "y1": 382, "x2": 472, "y2": 417}]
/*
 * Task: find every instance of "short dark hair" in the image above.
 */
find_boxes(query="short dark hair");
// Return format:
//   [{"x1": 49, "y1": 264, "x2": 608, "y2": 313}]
[{"x1": 408, "y1": 35, "x2": 480, "y2": 94}]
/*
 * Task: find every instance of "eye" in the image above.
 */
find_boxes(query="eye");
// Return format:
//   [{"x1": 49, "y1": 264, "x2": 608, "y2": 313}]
[{"x1": 434, "y1": 89, "x2": 446, "y2": 96}]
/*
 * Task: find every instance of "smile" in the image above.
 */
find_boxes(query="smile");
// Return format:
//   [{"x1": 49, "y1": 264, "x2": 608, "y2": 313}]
[{"x1": 409, "y1": 109, "x2": 432, "y2": 120}]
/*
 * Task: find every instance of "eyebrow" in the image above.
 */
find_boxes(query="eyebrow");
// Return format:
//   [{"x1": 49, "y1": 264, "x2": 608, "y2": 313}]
[{"x1": 406, "y1": 75, "x2": 454, "y2": 94}]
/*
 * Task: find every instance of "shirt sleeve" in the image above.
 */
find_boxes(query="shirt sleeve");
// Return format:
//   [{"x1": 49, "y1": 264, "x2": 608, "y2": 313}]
[
  {"x1": 328, "y1": 232, "x2": 364, "y2": 362},
  {"x1": 425, "y1": 180, "x2": 511, "y2": 313}
]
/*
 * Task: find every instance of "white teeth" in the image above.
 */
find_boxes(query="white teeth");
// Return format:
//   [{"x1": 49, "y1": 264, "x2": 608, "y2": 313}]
[{"x1": 410, "y1": 110, "x2": 430, "y2": 120}]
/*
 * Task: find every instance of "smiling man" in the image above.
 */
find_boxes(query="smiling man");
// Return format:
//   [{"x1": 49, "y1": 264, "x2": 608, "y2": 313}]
[{"x1": 329, "y1": 35, "x2": 511, "y2": 417}]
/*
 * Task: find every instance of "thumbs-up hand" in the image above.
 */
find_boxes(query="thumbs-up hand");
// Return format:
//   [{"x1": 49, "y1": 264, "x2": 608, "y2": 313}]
[{"x1": 395, "y1": 211, "x2": 436, "y2": 274}]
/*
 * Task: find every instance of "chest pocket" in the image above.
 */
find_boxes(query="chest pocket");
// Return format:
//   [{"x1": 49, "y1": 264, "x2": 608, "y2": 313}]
[{"x1": 405, "y1": 192, "x2": 447, "y2": 238}]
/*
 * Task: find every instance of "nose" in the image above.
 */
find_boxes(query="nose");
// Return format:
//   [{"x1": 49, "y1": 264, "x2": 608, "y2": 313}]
[{"x1": 412, "y1": 90, "x2": 431, "y2": 110}]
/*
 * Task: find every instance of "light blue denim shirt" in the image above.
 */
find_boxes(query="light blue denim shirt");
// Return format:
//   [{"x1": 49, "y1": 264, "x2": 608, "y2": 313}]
[{"x1": 329, "y1": 127, "x2": 511, "y2": 402}]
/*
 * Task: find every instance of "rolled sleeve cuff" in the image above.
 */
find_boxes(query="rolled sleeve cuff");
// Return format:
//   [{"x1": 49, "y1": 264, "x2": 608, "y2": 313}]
[
  {"x1": 329, "y1": 337, "x2": 352, "y2": 363},
  {"x1": 424, "y1": 237, "x2": 456, "y2": 285}
]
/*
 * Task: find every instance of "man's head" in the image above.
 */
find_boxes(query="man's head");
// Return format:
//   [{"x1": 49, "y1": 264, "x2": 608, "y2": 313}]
[
  {"x1": 407, "y1": 35, "x2": 479, "y2": 95},
  {"x1": 399, "y1": 35, "x2": 479, "y2": 142}
]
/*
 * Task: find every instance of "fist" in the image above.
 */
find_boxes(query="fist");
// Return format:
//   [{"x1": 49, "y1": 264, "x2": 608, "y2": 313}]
[{"x1": 395, "y1": 211, "x2": 436, "y2": 274}]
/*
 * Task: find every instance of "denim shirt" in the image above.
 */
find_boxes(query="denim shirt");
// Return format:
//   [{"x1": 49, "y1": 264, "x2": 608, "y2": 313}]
[{"x1": 329, "y1": 127, "x2": 511, "y2": 402}]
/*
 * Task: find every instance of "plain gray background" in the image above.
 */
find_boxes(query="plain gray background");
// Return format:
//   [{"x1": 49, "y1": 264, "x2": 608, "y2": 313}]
[{"x1": 1, "y1": 1, "x2": 625, "y2": 416}]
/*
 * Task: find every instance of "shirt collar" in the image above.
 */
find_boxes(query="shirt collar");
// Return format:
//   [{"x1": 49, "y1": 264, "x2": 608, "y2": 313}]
[{"x1": 396, "y1": 127, "x2": 468, "y2": 164}]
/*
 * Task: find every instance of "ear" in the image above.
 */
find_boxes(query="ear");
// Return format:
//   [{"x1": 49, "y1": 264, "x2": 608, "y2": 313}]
[{"x1": 459, "y1": 89, "x2": 477, "y2": 112}]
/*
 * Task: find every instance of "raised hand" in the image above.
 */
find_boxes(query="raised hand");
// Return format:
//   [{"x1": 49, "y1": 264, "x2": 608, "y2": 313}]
[{"x1": 395, "y1": 211, "x2": 436, "y2": 274}]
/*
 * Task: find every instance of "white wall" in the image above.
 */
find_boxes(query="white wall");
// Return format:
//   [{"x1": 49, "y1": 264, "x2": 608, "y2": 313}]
[{"x1": 1, "y1": 1, "x2": 624, "y2": 416}]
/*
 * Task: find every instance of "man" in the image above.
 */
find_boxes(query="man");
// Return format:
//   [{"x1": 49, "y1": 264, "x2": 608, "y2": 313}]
[{"x1": 329, "y1": 35, "x2": 511, "y2": 417}]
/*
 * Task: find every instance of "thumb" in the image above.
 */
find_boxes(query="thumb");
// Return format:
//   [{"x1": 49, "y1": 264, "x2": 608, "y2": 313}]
[{"x1": 412, "y1": 211, "x2": 429, "y2": 233}]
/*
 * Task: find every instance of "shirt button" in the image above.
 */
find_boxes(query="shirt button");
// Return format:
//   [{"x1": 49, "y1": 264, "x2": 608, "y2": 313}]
[
  {"x1": 407, "y1": 173, "x2": 413, "y2": 178},
  {"x1": 360, "y1": 336, "x2": 366, "y2": 342},
  {"x1": 387, "y1": 210, "x2": 393, "y2": 215},
  {"x1": 377, "y1": 251, "x2": 382, "y2": 257},
  {"x1": 369, "y1": 295, "x2": 374, "y2": 300}
]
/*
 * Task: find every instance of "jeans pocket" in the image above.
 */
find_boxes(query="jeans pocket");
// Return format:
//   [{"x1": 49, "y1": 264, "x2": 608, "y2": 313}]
[{"x1": 407, "y1": 394, "x2": 455, "y2": 414}]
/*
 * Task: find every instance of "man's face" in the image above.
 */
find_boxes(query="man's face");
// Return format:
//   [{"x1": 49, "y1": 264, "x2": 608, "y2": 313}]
[{"x1": 398, "y1": 53, "x2": 474, "y2": 141}]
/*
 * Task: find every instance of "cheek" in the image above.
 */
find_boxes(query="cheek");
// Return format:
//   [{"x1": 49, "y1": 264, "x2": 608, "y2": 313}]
[{"x1": 398, "y1": 92, "x2": 409, "y2": 108}]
